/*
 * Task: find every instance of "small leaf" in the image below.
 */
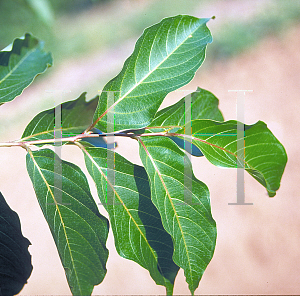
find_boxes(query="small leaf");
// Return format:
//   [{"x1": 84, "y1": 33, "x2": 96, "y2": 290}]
[
  {"x1": 0, "y1": 33, "x2": 52, "y2": 105},
  {"x1": 26, "y1": 149, "x2": 109, "y2": 295},
  {"x1": 93, "y1": 15, "x2": 213, "y2": 132},
  {"x1": 148, "y1": 88, "x2": 223, "y2": 156},
  {"x1": 139, "y1": 136, "x2": 217, "y2": 295},
  {"x1": 150, "y1": 87, "x2": 224, "y2": 130},
  {"x1": 83, "y1": 146, "x2": 179, "y2": 295},
  {"x1": 177, "y1": 120, "x2": 287, "y2": 197},
  {"x1": 0, "y1": 192, "x2": 32, "y2": 296},
  {"x1": 22, "y1": 93, "x2": 98, "y2": 144}
]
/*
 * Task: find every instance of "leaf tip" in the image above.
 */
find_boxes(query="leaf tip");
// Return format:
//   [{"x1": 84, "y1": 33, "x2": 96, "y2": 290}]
[{"x1": 268, "y1": 190, "x2": 276, "y2": 198}]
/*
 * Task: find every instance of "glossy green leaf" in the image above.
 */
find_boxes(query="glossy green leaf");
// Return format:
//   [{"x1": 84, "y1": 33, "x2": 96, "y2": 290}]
[
  {"x1": 21, "y1": 93, "x2": 98, "y2": 144},
  {"x1": 177, "y1": 120, "x2": 287, "y2": 197},
  {"x1": 82, "y1": 146, "x2": 179, "y2": 295},
  {"x1": 93, "y1": 15, "x2": 212, "y2": 132},
  {"x1": 139, "y1": 136, "x2": 217, "y2": 295},
  {"x1": 148, "y1": 87, "x2": 223, "y2": 156},
  {"x1": 0, "y1": 33, "x2": 52, "y2": 105},
  {"x1": 0, "y1": 192, "x2": 32, "y2": 296},
  {"x1": 149, "y1": 87, "x2": 224, "y2": 130},
  {"x1": 26, "y1": 148, "x2": 109, "y2": 295}
]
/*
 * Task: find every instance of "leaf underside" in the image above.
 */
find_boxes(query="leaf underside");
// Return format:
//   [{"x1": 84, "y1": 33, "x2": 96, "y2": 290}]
[
  {"x1": 139, "y1": 136, "x2": 217, "y2": 295},
  {"x1": 83, "y1": 146, "x2": 179, "y2": 295},
  {"x1": 26, "y1": 149, "x2": 109, "y2": 295},
  {"x1": 0, "y1": 192, "x2": 32, "y2": 296},
  {"x1": 0, "y1": 33, "x2": 52, "y2": 105},
  {"x1": 93, "y1": 15, "x2": 213, "y2": 132}
]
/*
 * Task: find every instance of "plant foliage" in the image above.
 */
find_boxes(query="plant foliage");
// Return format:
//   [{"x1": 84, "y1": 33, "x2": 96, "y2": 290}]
[
  {"x1": 0, "y1": 14, "x2": 287, "y2": 295},
  {"x1": 0, "y1": 33, "x2": 52, "y2": 105},
  {"x1": 0, "y1": 192, "x2": 32, "y2": 296}
]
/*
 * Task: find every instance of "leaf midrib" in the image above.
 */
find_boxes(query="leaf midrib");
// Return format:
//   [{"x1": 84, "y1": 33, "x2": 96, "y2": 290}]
[
  {"x1": 98, "y1": 17, "x2": 205, "y2": 121},
  {"x1": 139, "y1": 138, "x2": 194, "y2": 284},
  {"x1": 171, "y1": 132, "x2": 253, "y2": 169},
  {"x1": 0, "y1": 46, "x2": 37, "y2": 86},
  {"x1": 80, "y1": 144, "x2": 169, "y2": 286},
  {"x1": 27, "y1": 148, "x2": 83, "y2": 294},
  {"x1": 21, "y1": 126, "x2": 86, "y2": 141}
]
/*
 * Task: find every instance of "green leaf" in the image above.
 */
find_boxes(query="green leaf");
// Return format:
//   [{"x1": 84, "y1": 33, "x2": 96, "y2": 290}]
[
  {"x1": 147, "y1": 87, "x2": 224, "y2": 157},
  {"x1": 0, "y1": 192, "x2": 32, "y2": 296},
  {"x1": 21, "y1": 93, "x2": 98, "y2": 144},
  {"x1": 149, "y1": 87, "x2": 224, "y2": 131},
  {"x1": 139, "y1": 136, "x2": 217, "y2": 295},
  {"x1": 0, "y1": 33, "x2": 52, "y2": 105},
  {"x1": 26, "y1": 148, "x2": 109, "y2": 295},
  {"x1": 82, "y1": 146, "x2": 179, "y2": 295},
  {"x1": 93, "y1": 15, "x2": 213, "y2": 132},
  {"x1": 177, "y1": 120, "x2": 287, "y2": 197}
]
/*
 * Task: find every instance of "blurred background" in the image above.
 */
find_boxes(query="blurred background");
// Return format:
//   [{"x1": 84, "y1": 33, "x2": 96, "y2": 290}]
[{"x1": 0, "y1": 0, "x2": 300, "y2": 294}]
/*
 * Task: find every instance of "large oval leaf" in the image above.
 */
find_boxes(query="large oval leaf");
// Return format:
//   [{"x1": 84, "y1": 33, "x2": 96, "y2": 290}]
[
  {"x1": 139, "y1": 136, "x2": 217, "y2": 295},
  {"x1": 82, "y1": 146, "x2": 179, "y2": 295},
  {"x1": 176, "y1": 120, "x2": 287, "y2": 197},
  {"x1": 26, "y1": 149, "x2": 109, "y2": 295},
  {"x1": 0, "y1": 33, "x2": 52, "y2": 105},
  {"x1": 93, "y1": 15, "x2": 212, "y2": 132},
  {"x1": 0, "y1": 192, "x2": 32, "y2": 295}
]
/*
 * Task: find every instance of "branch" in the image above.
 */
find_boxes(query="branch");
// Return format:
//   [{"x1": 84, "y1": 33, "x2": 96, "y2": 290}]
[{"x1": 0, "y1": 129, "x2": 185, "y2": 148}]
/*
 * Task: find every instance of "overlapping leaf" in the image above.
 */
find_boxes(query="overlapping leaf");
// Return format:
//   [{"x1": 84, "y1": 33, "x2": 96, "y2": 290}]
[
  {"x1": 139, "y1": 136, "x2": 217, "y2": 295},
  {"x1": 26, "y1": 149, "x2": 109, "y2": 295},
  {"x1": 149, "y1": 87, "x2": 224, "y2": 129},
  {"x1": 0, "y1": 192, "x2": 32, "y2": 295},
  {"x1": 93, "y1": 15, "x2": 213, "y2": 132},
  {"x1": 22, "y1": 93, "x2": 98, "y2": 143},
  {"x1": 0, "y1": 33, "x2": 52, "y2": 105},
  {"x1": 176, "y1": 120, "x2": 287, "y2": 197},
  {"x1": 148, "y1": 87, "x2": 224, "y2": 156},
  {"x1": 83, "y1": 146, "x2": 179, "y2": 295}
]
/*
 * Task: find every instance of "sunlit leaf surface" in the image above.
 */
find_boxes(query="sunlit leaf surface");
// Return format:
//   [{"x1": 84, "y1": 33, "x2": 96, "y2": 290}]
[
  {"x1": 139, "y1": 136, "x2": 216, "y2": 294},
  {"x1": 26, "y1": 149, "x2": 109, "y2": 295},
  {"x1": 83, "y1": 146, "x2": 179, "y2": 295},
  {"x1": 94, "y1": 15, "x2": 213, "y2": 132}
]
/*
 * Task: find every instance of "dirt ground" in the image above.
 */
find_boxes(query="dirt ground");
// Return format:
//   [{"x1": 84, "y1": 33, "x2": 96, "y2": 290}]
[{"x1": 0, "y1": 2, "x2": 300, "y2": 295}]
